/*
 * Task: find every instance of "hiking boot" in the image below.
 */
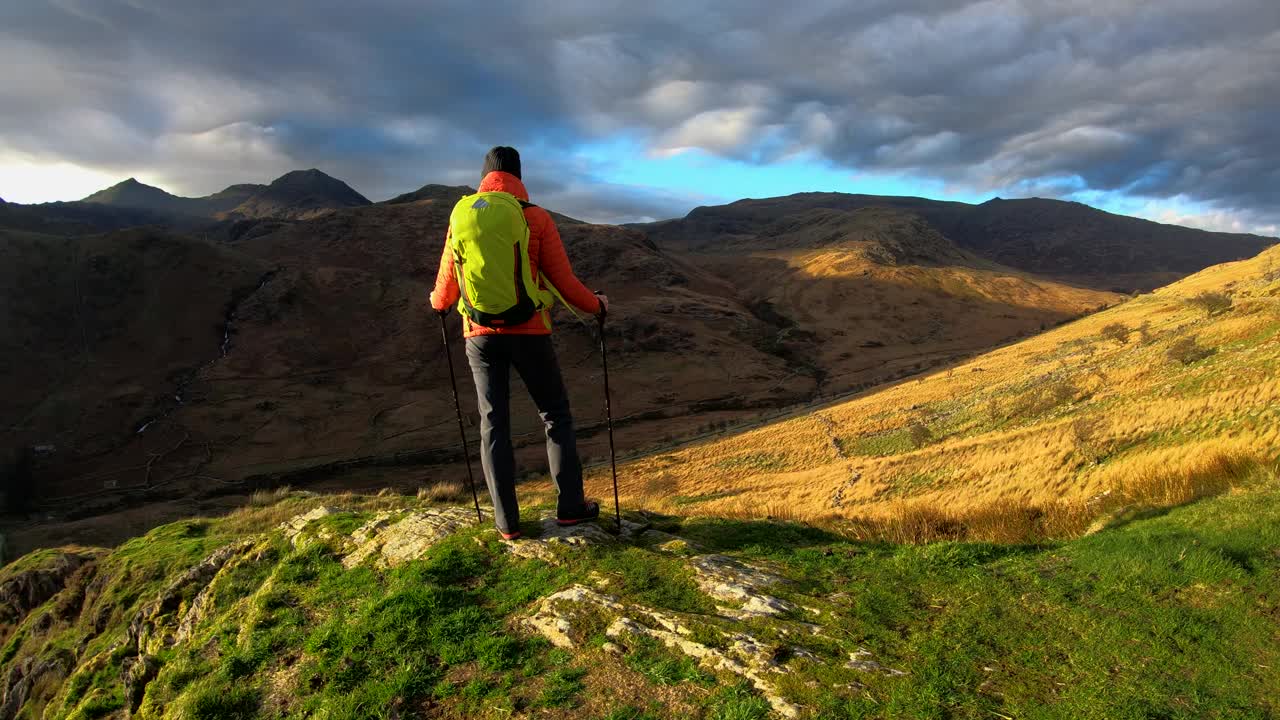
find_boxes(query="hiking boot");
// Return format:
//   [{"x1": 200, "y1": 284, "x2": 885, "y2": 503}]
[
  {"x1": 499, "y1": 529, "x2": 522, "y2": 541},
  {"x1": 557, "y1": 501, "x2": 600, "y2": 527}
]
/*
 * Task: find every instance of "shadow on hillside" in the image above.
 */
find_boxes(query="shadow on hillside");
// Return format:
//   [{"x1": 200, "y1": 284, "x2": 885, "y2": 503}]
[{"x1": 633, "y1": 511, "x2": 1049, "y2": 565}]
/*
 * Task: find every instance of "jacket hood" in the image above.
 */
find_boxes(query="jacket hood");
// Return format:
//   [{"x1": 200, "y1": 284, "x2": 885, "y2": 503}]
[{"x1": 479, "y1": 171, "x2": 529, "y2": 201}]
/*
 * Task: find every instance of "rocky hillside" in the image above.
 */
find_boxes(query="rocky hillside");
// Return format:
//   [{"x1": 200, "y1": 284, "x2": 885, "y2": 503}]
[
  {"x1": 1, "y1": 476, "x2": 1277, "y2": 718},
  {"x1": 639, "y1": 193, "x2": 1277, "y2": 291}
]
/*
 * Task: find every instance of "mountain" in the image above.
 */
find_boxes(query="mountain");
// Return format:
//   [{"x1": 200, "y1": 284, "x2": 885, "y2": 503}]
[
  {"x1": 610, "y1": 243, "x2": 1280, "y2": 528},
  {"x1": 73, "y1": 170, "x2": 368, "y2": 223},
  {"x1": 639, "y1": 193, "x2": 1277, "y2": 292},
  {"x1": 632, "y1": 202, "x2": 1123, "y2": 396},
  {"x1": 0, "y1": 187, "x2": 1120, "y2": 539},
  {"x1": 82, "y1": 178, "x2": 191, "y2": 215},
  {"x1": 223, "y1": 169, "x2": 371, "y2": 220},
  {"x1": 382, "y1": 183, "x2": 474, "y2": 205}
]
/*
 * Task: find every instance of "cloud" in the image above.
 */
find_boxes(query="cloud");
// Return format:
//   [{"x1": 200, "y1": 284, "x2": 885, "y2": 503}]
[{"x1": 0, "y1": 0, "x2": 1276, "y2": 231}]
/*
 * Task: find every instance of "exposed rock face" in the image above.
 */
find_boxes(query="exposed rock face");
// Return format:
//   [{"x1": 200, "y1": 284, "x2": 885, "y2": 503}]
[
  {"x1": 0, "y1": 550, "x2": 101, "y2": 638},
  {"x1": 1, "y1": 649, "x2": 74, "y2": 719},
  {"x1": 688, "y1": 554, "x2": 798, "y2": 618},
  {"x1": 2, "y1": 503, "x2": 908, "y2": 718},
  {"x1": 525, "y1": 585, "x2": 625, "y2": 649},
  {"x1": 127, "y1": 539, "x2": 256, "y2": 655},
  {"x1": 524, "y1": 583, "x2": 806, "y2": 718},
  {"x1": 279, "y1": 505, "x2": 342, "y2": 545}
]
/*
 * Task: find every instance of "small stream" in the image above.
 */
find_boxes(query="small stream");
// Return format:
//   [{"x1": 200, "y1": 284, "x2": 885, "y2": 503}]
[{"x1": 135, "y1": 269, "x2": 278, "y2": 434}]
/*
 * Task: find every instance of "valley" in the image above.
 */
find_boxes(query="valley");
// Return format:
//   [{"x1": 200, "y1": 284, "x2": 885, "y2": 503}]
[{"x1": 1, "y1": 174, "x2": 1275, "y2": 559}]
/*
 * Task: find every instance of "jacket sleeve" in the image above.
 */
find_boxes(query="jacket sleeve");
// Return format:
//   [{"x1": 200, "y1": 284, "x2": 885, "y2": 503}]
[
  {"x1": 531, "y1": 209, "x2": 602, "y2": 315},
  {"x1": 430, "y1": 227, "x2": 459, "y2": 311}
]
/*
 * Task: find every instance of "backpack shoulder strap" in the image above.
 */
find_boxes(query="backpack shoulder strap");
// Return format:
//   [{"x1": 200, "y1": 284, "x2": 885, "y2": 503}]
[{"x1": 519, "y1": 200, "x2": 536, "y2": 209}]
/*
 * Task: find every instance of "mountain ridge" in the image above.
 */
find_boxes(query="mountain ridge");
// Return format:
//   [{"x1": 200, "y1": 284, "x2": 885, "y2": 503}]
[
  {"x1": 76, "y1": 169, "x2": 370, "y2": 222},
  {"x1": 637, "y1": 192, "x2": 1276, "y2": 291}
]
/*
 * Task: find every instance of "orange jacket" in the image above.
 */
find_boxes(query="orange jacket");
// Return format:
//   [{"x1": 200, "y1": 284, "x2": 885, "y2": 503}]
[{"x1": 430, "y1": 171, "x2": 602, "y2": 337}]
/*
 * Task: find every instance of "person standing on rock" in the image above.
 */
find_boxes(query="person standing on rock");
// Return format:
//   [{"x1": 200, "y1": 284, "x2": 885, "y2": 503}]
[{"x1": 431, "y1": 146, "x2": 608, "y2": 540}]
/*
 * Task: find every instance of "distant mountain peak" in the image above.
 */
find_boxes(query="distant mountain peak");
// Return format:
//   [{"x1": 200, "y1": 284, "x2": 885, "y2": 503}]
[
  {"x1": 222, "y1": 169, "x2": 371, "y2": 220},
  {"x1": 270, "y1": 168, "x2": 340, "y2": 185},
  {"x1": 383, "y1": 184, "x2": 475, "y2": 206},
  {"x1": 82, "y1": 177, "x2": 178, "y2": 207}
]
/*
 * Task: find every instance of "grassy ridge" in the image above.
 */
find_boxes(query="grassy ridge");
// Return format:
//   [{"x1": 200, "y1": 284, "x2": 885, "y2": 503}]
[
  {"x1": 603, "y1": 246, "x2": 1280, "y2": 542},
  {"x1": 3, "y1": 471, "x2": 1278, "y2": 718}
]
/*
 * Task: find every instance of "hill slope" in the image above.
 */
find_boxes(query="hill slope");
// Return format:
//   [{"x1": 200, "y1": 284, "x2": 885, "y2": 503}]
[
  {"x1": 603, "y1": 245, "x2": 1280, "y2": 534},
  {"x1": 0, "y1": 227, "x2": 272, "y2": 502},
  {"x1": 640, "y1": 192, "x2": 1276, "y2": 291},
  {"x1": 1, "y1": 474, "x2": 1276, "y2": 718},
  {"x1": 664, "y1": 205, "x2": 1120, "y2": 394}
]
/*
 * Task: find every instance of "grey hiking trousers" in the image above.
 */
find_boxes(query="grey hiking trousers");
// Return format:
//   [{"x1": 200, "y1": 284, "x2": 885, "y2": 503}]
[{"x1": 465, "y1": 334, "x2": 587, "y2": 533}]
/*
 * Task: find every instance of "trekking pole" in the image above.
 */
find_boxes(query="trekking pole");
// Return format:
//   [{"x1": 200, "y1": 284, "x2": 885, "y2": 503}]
[
  {"x1": 438, "y1": 312, "x2": 483, "y2": 523},
  {"x1": 597, "y1": 306, "x2": 622, "y2": 533}
]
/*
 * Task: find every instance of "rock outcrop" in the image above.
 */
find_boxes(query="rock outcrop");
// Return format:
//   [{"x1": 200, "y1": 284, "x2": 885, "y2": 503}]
[{"x1": 1, "y1": 502, "x2": 908, "y2": 718}]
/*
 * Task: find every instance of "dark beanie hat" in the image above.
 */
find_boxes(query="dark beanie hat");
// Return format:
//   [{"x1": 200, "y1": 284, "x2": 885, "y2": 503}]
[{"x1": 482, "y1": 146, "x2": 521, "y2": 179}]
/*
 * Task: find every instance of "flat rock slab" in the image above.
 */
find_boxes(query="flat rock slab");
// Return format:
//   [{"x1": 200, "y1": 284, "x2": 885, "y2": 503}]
[
  {"x1": 523, "y1": 585, "x2": 624, "y2": 648},
  {"x1": 846, "y1": 648, "x2": 907, "y2": 676},
  {"x1": 689, "y1": 554, "x2": 798, "y2": 618},
  {"x1": 352, "y1": 507, "x2": 483, "y2": 567},
  {"x1": 525, "y1": 585, "x2": 803, "y2": 718},
  {"x1": 278, "y1": 506, "x2": 341, "y2": 546},
  {"x1": 502, "y1": 514, "x2": 652, "y2": 563}
]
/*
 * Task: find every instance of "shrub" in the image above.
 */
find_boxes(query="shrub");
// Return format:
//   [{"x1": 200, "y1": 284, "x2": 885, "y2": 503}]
[
  {"x1": 907, "y1": 421, "x2": 933, "y2": 448},
  {"x1": 1187, "y1": 291, "x2": 1232, "y2": 317},
  {"x1": 983, "y1": 397, "x2": 1003, "y2": 424},
  {"x1": 1070, "y1": 417, "x2": 1107, "y2": 464},
  {"x1": 1167, "y1": 336, "x2": 1214, "y2": 365},
  {"x1": 1007, "y1": 378, "x2": 1080, "y2": 421},
  {"x1": 1136, "y1": 321, "x2": 1157, "y2": 345},
  {"x1": 1100, "y1": 322, "x2": 1131, "y2": 345}
]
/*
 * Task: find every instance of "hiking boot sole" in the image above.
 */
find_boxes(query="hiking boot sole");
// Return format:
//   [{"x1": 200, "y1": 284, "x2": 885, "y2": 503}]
[{"x1": 556, "y1": 502, "x2": 600, "y2": 527}]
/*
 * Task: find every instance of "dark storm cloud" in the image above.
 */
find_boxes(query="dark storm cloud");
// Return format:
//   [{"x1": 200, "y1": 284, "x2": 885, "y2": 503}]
[{"x1": 1, "y1": 0, "x2": 1277, "y2": 228}]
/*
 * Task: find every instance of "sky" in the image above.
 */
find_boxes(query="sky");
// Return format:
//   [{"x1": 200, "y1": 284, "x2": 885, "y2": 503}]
[{"x1": 1, "y1": 1, "x2": 1277, "y2": 234}]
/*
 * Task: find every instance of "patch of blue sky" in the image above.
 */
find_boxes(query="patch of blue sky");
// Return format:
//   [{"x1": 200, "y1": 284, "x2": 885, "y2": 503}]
[{"x1": 571, "y1": 136, "x2": 992, "y2": 208}]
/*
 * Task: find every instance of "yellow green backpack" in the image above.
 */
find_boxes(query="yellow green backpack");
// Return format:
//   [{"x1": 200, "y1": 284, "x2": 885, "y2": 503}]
[{"x1": 448, "y1": 191, "x2": 555, "y2": 327}]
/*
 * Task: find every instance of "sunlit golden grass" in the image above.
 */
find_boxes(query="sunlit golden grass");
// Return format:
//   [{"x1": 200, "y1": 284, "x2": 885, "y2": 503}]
[
  {"x1": 416, "y1": 479, "x2": 468, "y2": 503},
  {"x1": 583, "y1": 245, "x2": 1280, "y2": 542}
]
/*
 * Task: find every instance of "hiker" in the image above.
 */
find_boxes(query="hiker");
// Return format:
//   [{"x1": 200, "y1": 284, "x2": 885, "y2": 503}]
[{"x1": 430, "y1": 146, "x2": 608, "y2": 540}]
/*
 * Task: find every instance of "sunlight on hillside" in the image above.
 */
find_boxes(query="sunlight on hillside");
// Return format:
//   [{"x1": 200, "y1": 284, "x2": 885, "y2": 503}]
[{"x1": 589, "y1": 246, "x2": 1280, "y2": 539}]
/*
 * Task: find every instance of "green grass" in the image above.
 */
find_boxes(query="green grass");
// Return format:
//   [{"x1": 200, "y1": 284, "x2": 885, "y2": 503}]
[
  {"x1": 600, "y1": 705, "x2": 665, "y2": 720},
  {"x1": 840, "y1": 428, "x2": 916, "y2": 456},
  {"x1": 624, "y1": 636, "x2": 716, "y2": 686},
  {"x1": 4, "y1": 477, "x2": 1279, "y2": 719},
  {"x1": 712, "y1": 453, "x2": 790, "y2": 472},
  {"x1": 537, "y1": 666, "x2": 588, "y2": 707},
  {"x1": 671, "y1": 490, "x2": 743, "y2": 506},
  {"x1": 706, "y1": 683, "x2": 772, "y2": 720},
  {"x1": 591, "y1": 546, "x2": 716, "y2": 614}
]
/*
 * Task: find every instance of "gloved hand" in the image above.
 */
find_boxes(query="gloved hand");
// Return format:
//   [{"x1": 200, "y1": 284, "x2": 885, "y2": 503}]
[{"x1": 594, "y1": 292, "x2": 610, "y2": 317}]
